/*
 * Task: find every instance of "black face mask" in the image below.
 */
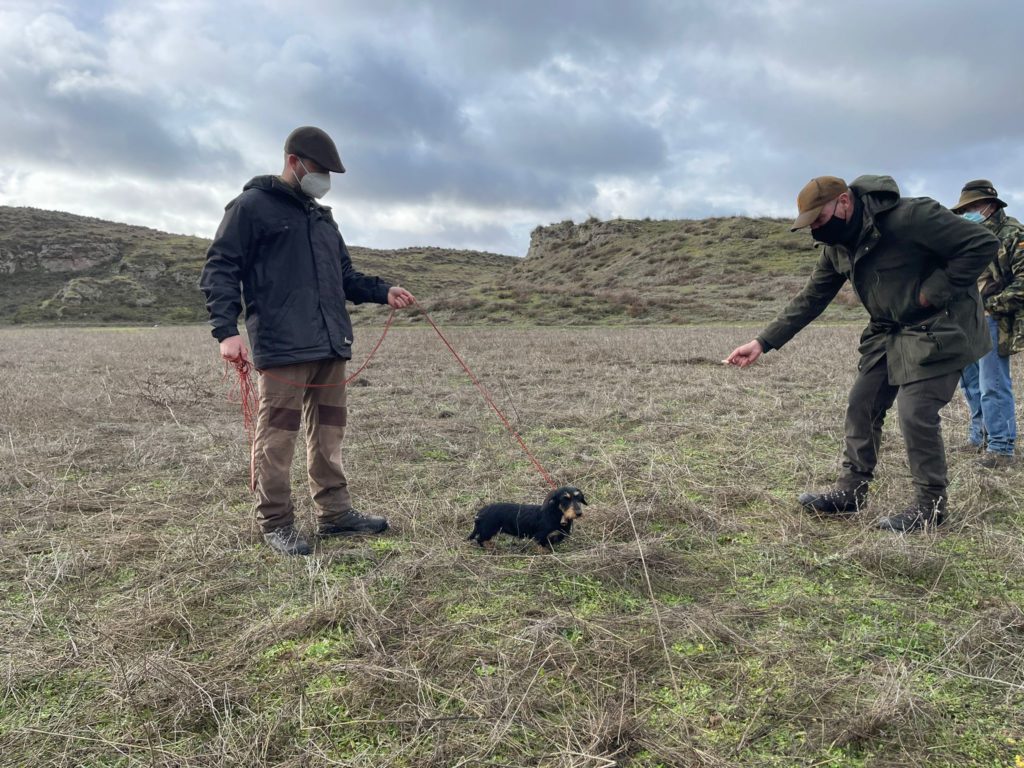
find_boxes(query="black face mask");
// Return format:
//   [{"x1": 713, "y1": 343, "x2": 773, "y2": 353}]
[{"x1": 810, "y1": 213, "x2": 847, "y2": 244}]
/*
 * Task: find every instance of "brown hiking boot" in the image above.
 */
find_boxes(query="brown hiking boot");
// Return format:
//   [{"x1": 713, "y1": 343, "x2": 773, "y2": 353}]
[
  {"x1": 876, "y1": 498, "x2": 947, "y2": 533},
  {"x1": 798, "y1": 484, "x2": 867, "y2": 516}
]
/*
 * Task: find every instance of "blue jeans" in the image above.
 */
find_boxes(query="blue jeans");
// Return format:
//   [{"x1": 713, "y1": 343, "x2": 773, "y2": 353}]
[{"x1": 959, "y1": 315, "x2": 1016, "y2": 455}]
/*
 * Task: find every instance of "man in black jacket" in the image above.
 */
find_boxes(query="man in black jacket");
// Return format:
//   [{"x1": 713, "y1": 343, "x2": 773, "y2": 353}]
[{"x1": 201, "y1": 126, "x2": 414, "y2": 556}]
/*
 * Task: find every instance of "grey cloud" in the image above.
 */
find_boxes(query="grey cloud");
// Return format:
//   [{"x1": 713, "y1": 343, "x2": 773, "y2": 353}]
[
  {"x1": 339, "y1": 144, "x2": 595, "y2": 211},
  {"x1": 413, "y1": 0, "x2": 717, "y2": 72},
  {"x1": 247, "y1": 33, "x2": 469, "y2": 169},
  {"x1": 304, "y1": 43, "x2": 467, "y2": 146},
  {"x1": 0, "y1": 10, "x2": 242, "y2": 178},
  {"x1": 481, "y1": 104, "x2": 667, "y2": 176},
  {"x1": 0, "y1": 72, "x2": 228, "y2": 177},
  {"x1": 2, "y1": 0, "x2": 1024, "y2": 253}
]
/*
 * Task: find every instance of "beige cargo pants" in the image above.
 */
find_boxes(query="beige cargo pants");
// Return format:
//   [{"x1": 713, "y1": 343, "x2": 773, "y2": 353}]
[{"x1": 252, "y1": 358, "x2": 351, "y2": 532}]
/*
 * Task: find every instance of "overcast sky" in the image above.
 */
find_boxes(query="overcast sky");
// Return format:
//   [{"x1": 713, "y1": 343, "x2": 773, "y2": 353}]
[{"x1": 1, "y1": 0, "x2": 1022, "y2": 255}]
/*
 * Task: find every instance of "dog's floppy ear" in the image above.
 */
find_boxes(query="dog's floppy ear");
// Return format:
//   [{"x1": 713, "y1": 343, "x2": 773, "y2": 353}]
[{"x1": 578, "y1": 491, "x2": 588, "y2": 505}]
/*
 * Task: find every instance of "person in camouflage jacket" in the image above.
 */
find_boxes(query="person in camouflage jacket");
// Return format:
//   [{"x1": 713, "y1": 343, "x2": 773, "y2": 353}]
[{"x1": 951, "y1": 180, "x2": 1023, "y2": 468}]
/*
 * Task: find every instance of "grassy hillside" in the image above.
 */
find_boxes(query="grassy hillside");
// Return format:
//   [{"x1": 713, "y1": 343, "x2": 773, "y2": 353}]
[
  {"x1": 435, "y1": 216, "x2": 862, "y2": 325},
  {"x1": 0, "y1": 206, "x2": 516, "y2": 326},
  {"x1": 2, "y1": 324, "x2": 1022, "y2": 766},
  {"x1": 0, "y1": 207, "x2": 211, "y2": 325},
  {"x1": 1, "y1": 206, "x2": 864, "y2": 327}
]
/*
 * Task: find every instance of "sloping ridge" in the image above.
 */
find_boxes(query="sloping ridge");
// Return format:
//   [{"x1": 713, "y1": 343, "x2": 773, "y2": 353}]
[
  {"x1": 0, "y1": 206, "x2": 517, "y2": 325},
  {"x1": 0, "y1": 207, "x2": 861, "y2": 326},
  {"x1": 432, "y1": 216, "x2": 861, "y2": 325}
]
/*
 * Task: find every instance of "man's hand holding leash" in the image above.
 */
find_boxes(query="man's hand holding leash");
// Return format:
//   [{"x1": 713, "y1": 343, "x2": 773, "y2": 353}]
[
  {"x1": 388, "y1": 286, "x2": 415, "y2": 308},
  {"x1": 220, "y1": 335, "x2": 251, "y2": 367}
]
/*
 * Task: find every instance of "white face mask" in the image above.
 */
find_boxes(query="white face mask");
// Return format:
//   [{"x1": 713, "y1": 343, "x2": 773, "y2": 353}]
[{"x1": 297, "y1": 158, "x2": 330, "y2": 199}]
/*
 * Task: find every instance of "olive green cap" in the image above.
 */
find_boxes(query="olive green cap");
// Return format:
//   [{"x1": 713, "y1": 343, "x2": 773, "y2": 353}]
[
  {"x1": 284, "y1": 126, "x2": 345, "y2": 173},
  {"x1": 791, "y1": 176, "x2": 849, "y2": 231},
  {"x1": 951, "y1": 179, "x2": 1005, "y2": 213}
]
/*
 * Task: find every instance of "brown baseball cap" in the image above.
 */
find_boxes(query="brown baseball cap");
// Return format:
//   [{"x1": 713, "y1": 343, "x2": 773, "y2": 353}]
[
  {"x1": 791, "y1": 176, "x2": 849, "y2": 231},
  {"x1": 284, "y1": 126, "x2": 345, "y2": 173},
  {"x1": 951, "y1": 179, "x2": 1006, "y2": 213}
]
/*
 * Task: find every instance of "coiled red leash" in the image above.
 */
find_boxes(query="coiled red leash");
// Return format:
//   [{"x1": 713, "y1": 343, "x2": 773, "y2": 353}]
[
  {"x1": 228, "y1": 300, "x2": 558, "y2": 491},
  {"x1": 227, "y1": 359, "x2": 260, "y2": 491}
]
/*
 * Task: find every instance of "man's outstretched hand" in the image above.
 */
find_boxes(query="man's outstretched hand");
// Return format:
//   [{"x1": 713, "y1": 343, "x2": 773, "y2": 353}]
[{"x1": 724, "y1": 339, "x2": 763, "y2": 368}]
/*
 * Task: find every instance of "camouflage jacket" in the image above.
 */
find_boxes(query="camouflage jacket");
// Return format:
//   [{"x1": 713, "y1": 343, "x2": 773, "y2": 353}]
[{"x1": 978, "y1": 209, "x2": 1024, "y2": 356}]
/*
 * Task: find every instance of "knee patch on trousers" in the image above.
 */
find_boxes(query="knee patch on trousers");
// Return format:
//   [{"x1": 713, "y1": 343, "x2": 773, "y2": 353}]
[
  {"x1": 268, "y1": 406, "x2": 301, "y2": 431},
  {"x1": 318, "y1": 404, "x2": 347, "y2": 427}
]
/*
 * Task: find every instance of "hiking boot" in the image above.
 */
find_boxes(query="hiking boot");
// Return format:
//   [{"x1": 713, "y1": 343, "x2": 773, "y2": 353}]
[
  {"x1": 876, "y1": 499, "x2": 946, "y2": 533},
  {"x1": 263, "y1": 524, "x2": 312, "y2": 556},
  {"x1": 317, "y1": 509, "x2": 389, "y2": 537},
  {"x1": 798, "y1": 485, "x2": 867, "y2": 516},
  {"x1": 976, "y1": 452, "x2": 1016, "y2": 469}
]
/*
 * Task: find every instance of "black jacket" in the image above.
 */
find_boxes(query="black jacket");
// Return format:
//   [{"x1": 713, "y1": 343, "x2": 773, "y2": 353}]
[{"x1": 200, "y1": 175, "x2": 391, "y2": 369}]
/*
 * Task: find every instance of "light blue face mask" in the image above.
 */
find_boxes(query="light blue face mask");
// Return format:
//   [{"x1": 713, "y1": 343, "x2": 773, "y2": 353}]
[{"x1": 962, "y1": 211, "x2": 986, "y2": 224}]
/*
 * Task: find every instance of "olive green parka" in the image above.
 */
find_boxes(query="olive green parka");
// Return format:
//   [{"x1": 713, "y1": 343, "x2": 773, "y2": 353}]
[{"x1": 758, "y1": 175, "x2": 999, "y2": 385}]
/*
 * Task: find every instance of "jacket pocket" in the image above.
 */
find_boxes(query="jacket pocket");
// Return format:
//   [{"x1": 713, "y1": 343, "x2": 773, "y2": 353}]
[
  {"x1": 257, "y1": 219, "x2": 294, "y2": 245},
  {"x1": 900, "y1": 310, "x2": 968, "y2": 366},
  {"x1": 1007, "y1": 314, "x2": 1023, "y2": 356},
  {"x1": 917, "y1": 268, "x2": 952, "y2": 310}
]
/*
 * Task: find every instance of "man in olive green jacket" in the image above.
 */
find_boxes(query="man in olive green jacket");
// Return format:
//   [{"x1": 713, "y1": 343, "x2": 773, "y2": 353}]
[{"x1": 726, "y1": 175, "x2": 999, "y2": 532}]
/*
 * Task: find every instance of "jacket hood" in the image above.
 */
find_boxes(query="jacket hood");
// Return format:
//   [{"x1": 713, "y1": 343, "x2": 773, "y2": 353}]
[
  {"x1": 849, "y1": 175, "x2": 900, "y2": 216},
  {"x1": 244, "y1": 174, "x2": 302, "y2": 197},
  {"x1": 241, "y1": 174, "x2": 334, "y2": 213}
]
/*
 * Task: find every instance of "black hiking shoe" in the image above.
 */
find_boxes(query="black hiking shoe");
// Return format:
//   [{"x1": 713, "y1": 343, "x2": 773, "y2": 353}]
[
  {"x1": 263, "y1": 524, "x2": 312, "y2": 556},
  {"x1": 876, "y1": 500, "x2": 947, "y2": 533},
  {"x1": 318, "y1": 509, "x2": 389, "y2": 537},
  {"x1": 798, "y1": 485, "x2": 867, "y2": 516}
]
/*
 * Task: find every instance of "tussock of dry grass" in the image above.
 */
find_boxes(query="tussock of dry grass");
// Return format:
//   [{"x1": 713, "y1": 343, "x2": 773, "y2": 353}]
[{"x1": 1, "y1": 323, "x2": 1023, "y2": 766}]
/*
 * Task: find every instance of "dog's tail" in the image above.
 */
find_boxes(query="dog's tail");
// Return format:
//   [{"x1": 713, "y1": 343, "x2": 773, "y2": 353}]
[{"x1": 466, "y1": 521, "x2": 480, "y2": 542}]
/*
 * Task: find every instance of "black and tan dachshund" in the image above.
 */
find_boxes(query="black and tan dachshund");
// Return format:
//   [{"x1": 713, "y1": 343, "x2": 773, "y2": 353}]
[{"x1": 467, "y1": 486, "x2": 587, "y2": 552}]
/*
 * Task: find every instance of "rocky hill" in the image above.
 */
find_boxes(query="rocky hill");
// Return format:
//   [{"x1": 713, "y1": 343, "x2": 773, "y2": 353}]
[
  {"x1": 0, "y1": 207, "x2": 863, "y2": 327},
  {"x1": 0, "y1": 207, "x2": 516, "y2": 325},
  {"x1": 439, "y1": 216, "x2": 861, "y2": 325}
]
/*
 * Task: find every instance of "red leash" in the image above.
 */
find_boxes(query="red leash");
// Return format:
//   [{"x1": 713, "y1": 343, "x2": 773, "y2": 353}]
[
  {"x1": 228, "y1": 300, "x2": 557, "y2": 490},
  {"x1": 255, "y1": 309, "x2": 397, "y2": 389},
  {"x1": 229, "y1": 360, "x2": 260, "y2": 491},
  {"x1": 411, "y1": 300, "x2": 558, "y2": 490}
]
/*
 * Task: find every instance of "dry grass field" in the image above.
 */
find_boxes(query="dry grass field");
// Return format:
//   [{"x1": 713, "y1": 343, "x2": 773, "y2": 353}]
[{"x1": 2, "y1": 321, "x2": 1023, "y2": 767}]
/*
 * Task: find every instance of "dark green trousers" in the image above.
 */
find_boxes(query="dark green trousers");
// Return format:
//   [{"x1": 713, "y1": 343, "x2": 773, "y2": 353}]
[{"x1": 839, "y1": 356, "x2": 961, "y2": 503}]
